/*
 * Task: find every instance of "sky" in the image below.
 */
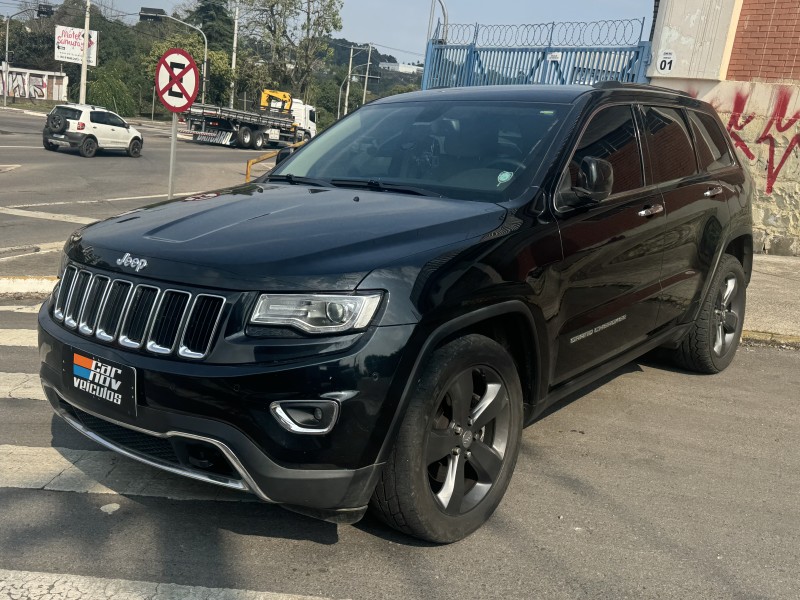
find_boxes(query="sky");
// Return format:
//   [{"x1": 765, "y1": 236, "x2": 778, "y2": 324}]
[{"x1": 103, "y1": 0, "x2": 654, "y2": 63}]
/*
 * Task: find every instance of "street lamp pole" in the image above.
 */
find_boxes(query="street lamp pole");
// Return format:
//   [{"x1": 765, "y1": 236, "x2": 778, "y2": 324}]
[
  {"x1": 4, "y1": 9, "x2": 30, "y2": 109},
  {"x1": 78, "y1": 0, "x2": 90, "y2": 104},
  {"x1": 229, "y1": 1, "x2": 239, "y2": 109}
]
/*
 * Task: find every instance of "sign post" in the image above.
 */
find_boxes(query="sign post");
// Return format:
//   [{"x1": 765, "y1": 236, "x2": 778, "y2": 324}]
[{"x1": 154, "y1": 48, "x2": 200, "y2": 200}]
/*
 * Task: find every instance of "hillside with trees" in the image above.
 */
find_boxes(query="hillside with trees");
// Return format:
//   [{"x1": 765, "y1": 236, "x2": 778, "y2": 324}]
[{"x1": 0, "y1": 0, "x2": 422, "y2": 129}]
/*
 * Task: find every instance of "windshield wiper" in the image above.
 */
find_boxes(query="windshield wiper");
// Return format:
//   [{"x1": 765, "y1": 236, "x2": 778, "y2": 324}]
[
  {"x1": 266, "y1": 174, "x2": 332, "y2": 187},
  {"x1": 330, "y1": 178, "x2": 441, "y2": 197}
]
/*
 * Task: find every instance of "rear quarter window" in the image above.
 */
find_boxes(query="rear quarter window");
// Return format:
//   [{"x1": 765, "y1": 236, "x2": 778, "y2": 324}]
[{"x1": 687, "y1": 110, "x2": 735, "y2": 172}]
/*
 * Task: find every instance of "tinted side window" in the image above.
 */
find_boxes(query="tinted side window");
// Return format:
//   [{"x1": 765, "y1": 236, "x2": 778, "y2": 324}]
[
  {"x1": 687, "y1": 110, "x2": 734, "y2": 172},
  {"x1": 90, "y1": 111, "x2": 107, "y2": 125},
  {"x1": 568, "y1": 105, "x2": 643, "y2": 196},
  {"x1": 642, "y1": 106, "x2": 698, "y2": 183},
  {"x1": 107, "y1": 113, "x2": 126, "y2": 127}
]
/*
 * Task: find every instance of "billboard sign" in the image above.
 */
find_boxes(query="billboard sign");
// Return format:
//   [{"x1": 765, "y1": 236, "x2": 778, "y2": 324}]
[{"x1": 54, "y1": 25, "x2": 98, "y2": 66}]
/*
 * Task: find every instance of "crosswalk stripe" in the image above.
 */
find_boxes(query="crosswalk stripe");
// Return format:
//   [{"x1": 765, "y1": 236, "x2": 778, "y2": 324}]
[
  {"x1": 0, "y1": 276, "x2": 56, "y2": 294},
  {"x1": 0, "y1": 373, "x2": 45, "y2": 400},
  {"x1": 0, "y1": 329, "x2": 37, "y2": 347},
  {"x1": 0, "y1": 207, "x2": 96, "y2": 225},
  {"x1": 0, "y1": 568, "x2": 333, "y2": 600},
  {"x1": 0, "y1": 445, "x2": 253, "y2": 503},
  {"x1": 0, "y1": 241, "x2": 64, "y2": 263},
  {"x1": 0, "y1": 304, "x2": 41, "y2": 313},
  {"x1": 8, "y1": 190, "x2": 207, "y2": 209}
]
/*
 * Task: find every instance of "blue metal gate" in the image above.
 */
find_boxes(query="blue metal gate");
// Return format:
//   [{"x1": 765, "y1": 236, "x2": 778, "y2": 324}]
[{"x1": 422, "y1": 19, "x2": 651, "y2": 90}]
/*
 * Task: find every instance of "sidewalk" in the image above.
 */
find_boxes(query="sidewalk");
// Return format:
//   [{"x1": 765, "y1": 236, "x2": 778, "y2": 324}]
[{"x1": 744, "y1": 254, "x2": 800, "y2": 345}]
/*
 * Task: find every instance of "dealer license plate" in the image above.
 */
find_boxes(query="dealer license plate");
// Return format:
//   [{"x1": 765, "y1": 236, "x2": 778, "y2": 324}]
[
  {"x1": 53, "y1": 134, "x2": 65, "y2": 138},
  {"x1": 64, "y1": 347, "x2": 137, "y2": 417},
  {"x1": 267, "y1": 128, "x2": 280, "y2": 141}
]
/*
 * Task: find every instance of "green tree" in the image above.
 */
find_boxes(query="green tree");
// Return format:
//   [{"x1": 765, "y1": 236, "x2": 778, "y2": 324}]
[
  {"x1": 241, "y1": 0, "x2": 343, "y2": 98},
  {"x1": 185, "y1": 0, "x2": 234, "y2": 52},
  {"x1": 86, "y1": 66, "x2": 137, "y2": 116}
]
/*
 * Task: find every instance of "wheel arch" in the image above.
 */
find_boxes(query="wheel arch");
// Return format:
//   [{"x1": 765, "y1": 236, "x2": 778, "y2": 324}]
[
  {"x1": 724, "y1": 233, "x2": 753, "y2": 285},
  {"x1": 375, "y1": 301, "x2": 546, "y2": 464}
]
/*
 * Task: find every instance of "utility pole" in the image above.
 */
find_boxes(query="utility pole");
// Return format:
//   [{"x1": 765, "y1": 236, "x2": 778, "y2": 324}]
[
  {"x1": 343, "y1": 45, "x2": 354, "y2": 116},
  {"x1": 362, "y1": 44, "x2": 372, "y2": 105},
  {"x1": 79, "y1": 0, "x2": 90, "y2": 104},
  {"x1": 229, "y1": 1, "x2": 239, "y2": 109}
]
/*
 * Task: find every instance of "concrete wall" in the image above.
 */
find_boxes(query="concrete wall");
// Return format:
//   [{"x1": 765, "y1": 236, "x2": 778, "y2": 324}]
[
  {"x1": 648, "y1": 0, "x2": 800, "y2": 255},
  {"x1": 0, "y1": 64, "x2": 68, "y2": 102}
]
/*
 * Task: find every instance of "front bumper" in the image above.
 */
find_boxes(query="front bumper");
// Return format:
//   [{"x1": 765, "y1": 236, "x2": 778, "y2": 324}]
[{"x1": 39, "y1": 303, "x2": 415, "y2": 519}]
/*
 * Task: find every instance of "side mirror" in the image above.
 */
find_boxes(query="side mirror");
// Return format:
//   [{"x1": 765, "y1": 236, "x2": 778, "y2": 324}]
[
  {"x1": 275, "y1": 145, "x2": 296, "y2": 166},
  {"x1": 572, "y1": 156, "x2": 613, "y2": 203}
]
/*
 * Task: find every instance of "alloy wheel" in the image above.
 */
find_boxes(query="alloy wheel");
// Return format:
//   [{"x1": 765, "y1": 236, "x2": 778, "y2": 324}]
[
  {"x1": 424, "y1": 366, "x2": 511, "y2": 515},
  {"x1": 713, "y1": 274, "x2": 742, "y2": 356}
]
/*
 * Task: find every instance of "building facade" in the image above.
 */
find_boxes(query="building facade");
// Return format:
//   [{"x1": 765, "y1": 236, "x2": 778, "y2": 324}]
[{"x1": 649, "y1": 0, "x2": 800, "y2": 255}]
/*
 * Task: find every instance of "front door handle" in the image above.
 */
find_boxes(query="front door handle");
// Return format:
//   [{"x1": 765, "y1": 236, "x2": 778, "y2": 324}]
[
  {"x1": 637, "y1": 204, "x2": 664, "y2": 218},
  {"x1": 704, "y1": 186, "x2": 723, "y2": 198}
]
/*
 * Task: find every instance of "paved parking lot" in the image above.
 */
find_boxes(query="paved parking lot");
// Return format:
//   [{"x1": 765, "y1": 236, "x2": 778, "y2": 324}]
[{"x1": 1, "y1": 109, "x2": 799, "y2": 599}]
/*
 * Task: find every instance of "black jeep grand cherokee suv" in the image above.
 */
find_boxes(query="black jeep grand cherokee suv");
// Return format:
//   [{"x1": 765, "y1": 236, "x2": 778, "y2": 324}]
[{"x1": 39, "y1": 83, "x2": 753, "y2": 543}]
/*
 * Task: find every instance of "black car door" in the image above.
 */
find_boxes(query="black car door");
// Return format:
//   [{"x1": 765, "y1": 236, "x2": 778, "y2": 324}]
[
  {"x1": 639, "y1": 105, "x2": 735, "y2": 328},
  {"x1": 551, "y1": 104, "x2": 665, "y2": 384}
]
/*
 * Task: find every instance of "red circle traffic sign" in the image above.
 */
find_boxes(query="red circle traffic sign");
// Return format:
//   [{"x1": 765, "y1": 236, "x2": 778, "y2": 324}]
[{"x1": 155, "y1": 48, "x2": 200, "y2": 113}]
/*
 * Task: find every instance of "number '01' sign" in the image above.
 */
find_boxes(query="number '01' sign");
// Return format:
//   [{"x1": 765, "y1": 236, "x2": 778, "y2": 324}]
[{"x1": 657, "y1": 49, "x2": 675, "y2": 75}]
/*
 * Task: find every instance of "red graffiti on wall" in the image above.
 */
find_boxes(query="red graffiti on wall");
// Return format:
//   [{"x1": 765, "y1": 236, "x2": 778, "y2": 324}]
[{"x1": 726, "y1": 87, "x2": 800, "y2": 193}]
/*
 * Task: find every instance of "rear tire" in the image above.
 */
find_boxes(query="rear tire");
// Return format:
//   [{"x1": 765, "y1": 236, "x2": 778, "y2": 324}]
[
  {"x1": 370, "y1": 334, "x2": 523, "y2": 543},
  {"x1": 237, "y1": 126, "x2": 252, "y2": 148},
  {"x1": 252, "y1": 131, "x2": 264, "y2": 150},
  {"x1": 78, "y1": 137, "x2": 97, "y2": 158},
  {"x1": 670, "y1": 254, "x2": 746, "y2": 373},
  {"x1": 43, "y1": 139, "x2": 58, "y2": 151}
]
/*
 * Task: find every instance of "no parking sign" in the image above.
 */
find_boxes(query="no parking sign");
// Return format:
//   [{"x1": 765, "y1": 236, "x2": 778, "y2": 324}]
[{"x1": 155, "y1": 48, "x2": 199, "y2": 113}]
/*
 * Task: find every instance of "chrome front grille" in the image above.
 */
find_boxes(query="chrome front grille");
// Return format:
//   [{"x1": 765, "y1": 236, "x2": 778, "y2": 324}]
[{"x1": 53, "y1": 265, "x2": 225, "y2": 360}]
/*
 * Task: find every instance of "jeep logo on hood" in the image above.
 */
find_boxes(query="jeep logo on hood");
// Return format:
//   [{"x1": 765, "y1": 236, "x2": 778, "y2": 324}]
[{"x1": 116, "y1": 252, "x2": 148, "y2": 272}]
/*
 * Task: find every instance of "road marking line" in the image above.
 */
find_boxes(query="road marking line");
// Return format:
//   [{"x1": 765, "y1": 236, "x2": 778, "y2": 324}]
[
  {"x1": 0, "y1": 329, "x2": 37, "y2": 347},
  {"x1": 0, "y1": 207, "x2": 96, "y2": 224},
  {"x1": 0, "y1": 145, "x2": 42, "y2": 148},
  {"x1": 0, "y1": 304, "x2": 41, "y2": 313},
  {"x1": 0, "y1": 445, "x2": 253, "y2": 502},
  {"x1": 0, "y1": 276, "x2": 56, "y2": 294},
  {"x1": 0, "y1": 373, "x2": 45, "y2": 400},
  {"x1": 0, "y1": 164, "x2": 20, "y2": 172},
  {"x1": 9, "y1": 190, "x2": 207, "y2": 209},
  {"x1": 0, "y1": 241, "x2": 63, "y2": 262},
  {"x1": 0, "y1": 569, "x2": 331, "y2": 600}
]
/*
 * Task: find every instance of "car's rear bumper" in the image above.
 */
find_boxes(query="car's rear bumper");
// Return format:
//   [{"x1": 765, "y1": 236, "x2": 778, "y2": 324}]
[{"x1": 43, "y1": 130, "x2": 87, "y2": 147}]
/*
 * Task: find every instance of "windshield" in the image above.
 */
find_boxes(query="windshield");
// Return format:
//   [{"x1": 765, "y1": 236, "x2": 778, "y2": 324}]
[{"x1": 269, "y1": 100, "x2": 569, "y2": 202}]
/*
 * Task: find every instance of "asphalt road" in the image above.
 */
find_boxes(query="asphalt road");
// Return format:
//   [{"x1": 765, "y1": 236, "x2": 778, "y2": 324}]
[
  {"x1": 0, "y1": 110, "x2": 274, "y2": 265},
  {"x1": 2, "y1": 107, "x2": 800, "y2": 599}
]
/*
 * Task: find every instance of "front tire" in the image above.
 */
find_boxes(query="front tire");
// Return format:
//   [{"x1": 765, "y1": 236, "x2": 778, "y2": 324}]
[
  {"x1": 370, "y1": 334, "x2": 523, "y2": 543},
  {"x1": 78, "y1": 137, "x2": 97, "y2": 158},
  {"x1": 127, "y1": 138, "x2": 142, "y2": 158},
  {"x1": 672, "y1": 254, "x2": 746, "y2": 373}
]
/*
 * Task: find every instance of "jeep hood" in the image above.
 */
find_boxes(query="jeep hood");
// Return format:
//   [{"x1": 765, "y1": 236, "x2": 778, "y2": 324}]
[{"x1": 66, "y1": 183, "x2": 508, "y2": 291}]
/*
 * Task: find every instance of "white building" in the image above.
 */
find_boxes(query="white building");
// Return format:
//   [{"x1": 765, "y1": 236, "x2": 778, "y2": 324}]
[{"x1": 379, "y1": 62, "x2": 423, "y2": 75}]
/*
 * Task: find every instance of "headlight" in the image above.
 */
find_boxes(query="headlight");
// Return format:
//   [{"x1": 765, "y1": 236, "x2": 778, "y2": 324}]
[{"x1": 250, "y1": 293, "x2": 382, "y2": 334}]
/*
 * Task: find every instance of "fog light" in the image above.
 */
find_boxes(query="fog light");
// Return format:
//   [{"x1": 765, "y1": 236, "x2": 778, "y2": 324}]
[{"x1": 270, "y1": 400, "x2": 340, "y2": 435}]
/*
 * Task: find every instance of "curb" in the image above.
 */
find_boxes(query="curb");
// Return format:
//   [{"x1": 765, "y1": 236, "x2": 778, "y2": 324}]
[{"x1": 741, "y1": 330, "x2": 800, "y2": 349}]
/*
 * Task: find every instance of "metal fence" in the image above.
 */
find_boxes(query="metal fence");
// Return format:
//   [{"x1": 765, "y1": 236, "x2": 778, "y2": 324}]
[{"x1": 422, "y1": 19, "x2": 651, "y2": 90}]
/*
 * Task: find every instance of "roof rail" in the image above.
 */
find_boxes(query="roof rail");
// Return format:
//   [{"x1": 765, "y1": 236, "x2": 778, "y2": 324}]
[{"x1": 591, "y1": 81, "x2": 692, "y2": 97}]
